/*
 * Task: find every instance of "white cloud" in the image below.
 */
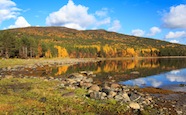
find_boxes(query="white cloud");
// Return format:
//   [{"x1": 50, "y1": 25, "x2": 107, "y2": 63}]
[
  {"x1": 165, "y1": 31, "x2": 186, "y2": 39},
  {"x1": 131, "y1": 29, "x2": 145, "y2": 37},
  {"x1": 163, "y1": 4, "x2": 186, "y2": 29},
  {"x1": 108, "y1": 20, "x2": 121, "y2": 32},
  {"x1": 46, "y1": 0, "x2": 121, "y2": 31},
  {"x1": 95, "y1": 8, "x2": 108, "y2": 17},
  {"x1": 96, "y1": 17, "x2": 110, "y2": 26},
  {"x1": 170, "y1": 40, "x2": 179, "y2": 43},
  {"x1": 0, "y1": 0, "x2": 20, "y2": 24},
  {"x1": 147, "y1": 26, "x2": 161, "y2": 36},
  {"x1": 46, "y1": 0, "x2": 96, "y2": 30},
  {"x1": 8, "y1": 16, "x2": 30, "y2": 29}
]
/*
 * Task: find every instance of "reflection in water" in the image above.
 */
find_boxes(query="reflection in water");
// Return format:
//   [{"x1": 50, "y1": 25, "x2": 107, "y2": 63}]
[
  {"x1": 55, "y1": 66, "x2": 69, "y2": 76},
  {"x1": 166, "y1": 70, "x2": 186, "y2": 82},
  {"x1": 53, "y1": 58, "x2": 163, "y2": 75},
  {"x1": 14, "y1": 58, "x2": 186, "y2": 91},
  {"x1": 51, "y1": 58, "x2": 186, "y2": 78},
  {"x1": 122, "y1": 68, "x2": 186, "y2": 92},
  {"x1": 149, "y1": 78, "x2": 162, "y2": 87}
]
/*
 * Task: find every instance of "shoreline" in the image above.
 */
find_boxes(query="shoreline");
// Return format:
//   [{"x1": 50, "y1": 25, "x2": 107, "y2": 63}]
[{"x1": 1, "y1": 56, "x2": 186, "y2": 68}]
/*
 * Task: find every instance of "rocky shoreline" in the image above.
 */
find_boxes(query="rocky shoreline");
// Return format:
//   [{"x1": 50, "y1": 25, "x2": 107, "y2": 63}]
[{"x1": 0, "y1": 60, "x2": 186, "y2": 115}]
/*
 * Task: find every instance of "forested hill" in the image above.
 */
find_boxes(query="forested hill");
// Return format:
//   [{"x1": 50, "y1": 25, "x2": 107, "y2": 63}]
[{"x1": 0, "y1": 26, "x2": 186, "y2": 58}]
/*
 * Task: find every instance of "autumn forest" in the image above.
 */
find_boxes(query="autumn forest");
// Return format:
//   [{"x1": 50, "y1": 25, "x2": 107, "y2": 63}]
[{"x1": 1, "y1": 27, "x2": 186, "y2": 59}]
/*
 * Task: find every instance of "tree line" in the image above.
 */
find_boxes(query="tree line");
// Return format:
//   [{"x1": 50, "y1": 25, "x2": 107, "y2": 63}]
[{"x1": 1, "y1": 31, "x2": 186, "y2": 59}]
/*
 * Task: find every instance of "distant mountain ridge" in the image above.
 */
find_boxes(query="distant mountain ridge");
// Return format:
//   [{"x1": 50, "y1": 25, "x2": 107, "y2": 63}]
[{"x1": 0, "y1": 26, "x2": 186, "y2": 58}]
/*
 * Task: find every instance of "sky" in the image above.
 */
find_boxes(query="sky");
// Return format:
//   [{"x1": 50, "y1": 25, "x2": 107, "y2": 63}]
[{"x1": 1, "y1": 0, "x2": 186, "y2": 44}]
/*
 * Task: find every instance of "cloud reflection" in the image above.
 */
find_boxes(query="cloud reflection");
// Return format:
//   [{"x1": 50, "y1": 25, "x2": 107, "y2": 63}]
[
  {"x1": 166, "y1": 74, "x2": 186, "y2": 82},
  {"x1": 133, "y1": 78, "x2": 146, "y2": 86},
  {"x1": 170, "y1": 70, "x2": 180, "y2": 74},
  {"x1": 148, "y1": 78, "x2": 162, "y2": 87}
]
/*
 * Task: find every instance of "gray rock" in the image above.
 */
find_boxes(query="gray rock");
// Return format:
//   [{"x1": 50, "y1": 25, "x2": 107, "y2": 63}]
[
  {"x1": 89, "y1": 92, "x2": 101, "y2": 99},
  {"x1": 89, "y1": 85, "x2": 100, "y2": 92},
  {"x1": 129, "y1": 102, "x2": 140, "y2": 109}
]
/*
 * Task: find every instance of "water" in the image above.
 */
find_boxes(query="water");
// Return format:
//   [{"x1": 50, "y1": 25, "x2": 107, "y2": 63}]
[
  {"x1": 5, "y1": 58, "x2": 186, "y2": 92},
  {"x1": 121, "y1": 68, "x2": 186, "y2": 92}
]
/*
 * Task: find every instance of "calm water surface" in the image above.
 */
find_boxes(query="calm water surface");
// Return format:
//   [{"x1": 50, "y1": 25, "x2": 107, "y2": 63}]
[{"x1": 9, "y1": 58, "x2": 186, "y2": 92}]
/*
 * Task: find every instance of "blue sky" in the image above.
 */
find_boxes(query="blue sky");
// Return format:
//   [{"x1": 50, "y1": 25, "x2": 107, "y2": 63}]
[{"x1": 1, "y1": 0, "x2": 186, "y2": 44}]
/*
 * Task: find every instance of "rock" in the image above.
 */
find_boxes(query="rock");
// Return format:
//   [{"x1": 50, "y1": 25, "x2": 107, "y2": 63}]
[
  {"x1": 80, "y1": 82, "x2": 92, "y2": 88},
  {"x1": 122, "y1": 93, "x2": 131, "y2": 102},
  {"x1": 89, "y1": 92, "x2": 101, "y2": 99},
  {"x1": 74, "y1": 77, "x2": 83, "y2": 82},
  {"x1": 59, "y1": 83, "x2": 65, "y2": 88},
  {"x1": 177, "y1": 110, "x2": 183, "y2": 115},
  {"x1": 80, "y1": 71, "x2": 93, "y2": 76},
  {"x1": 69, "y1": 73, "x2": 84, "y2": 79},
  {"x1": 62, "y1": 92, "x2": 76, "y2": 97},
  {"x1": 114, "y1": 95, "x2": 123, "y2": 101},
  {"x1": 130, "y1": 71, "x2": 140, "y2": 75},
  {"x1": 84, "y1": 78, "x2": 93, "y2": 83},
  {"x1": 109, "y1": 91, "x2": 117, "y2": 97},
  {"x1": 89, "y1": 85, "x2": 100, "y2": 92},
  {"x1": 87, "y1": 71, "x2": 94, "y2": 76},
  {"x1": 67, "y1": 79, "x2": 76, "y2": 84},
  {"x1": 111, "y1": 83, "x2": 120, "y2": 89},
  {"x1": 129, "y1": 102, "x2": 140, "y2": 109}
]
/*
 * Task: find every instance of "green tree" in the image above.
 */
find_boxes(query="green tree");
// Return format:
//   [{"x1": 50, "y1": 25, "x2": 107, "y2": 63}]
[{"x1": 0, "y1": 31, "x2": 16, "y2": 58}]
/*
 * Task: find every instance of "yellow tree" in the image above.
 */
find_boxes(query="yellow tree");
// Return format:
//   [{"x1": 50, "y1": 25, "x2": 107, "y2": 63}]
[
  {"x1": 126, "y1": 48, "x2": 136, "y2": 57},
  {"x1": 54, "y1": 45, "x2": 69, "y2": 58}
]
